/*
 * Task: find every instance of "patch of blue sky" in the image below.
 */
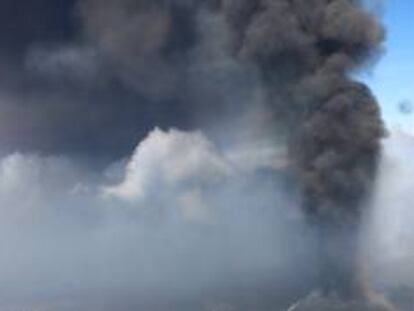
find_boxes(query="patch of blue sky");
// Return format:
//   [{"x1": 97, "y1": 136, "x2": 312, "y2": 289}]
[{"x1": 359, "y1": 1, "x2": 414, "y2": 133}]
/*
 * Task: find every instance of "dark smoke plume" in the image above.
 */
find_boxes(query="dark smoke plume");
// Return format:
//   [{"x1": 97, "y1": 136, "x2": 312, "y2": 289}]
[
  {"x1": 77, "y1": 0, "x2": 385, "y2": 300},
  {"x1": 215, "y1": 0, "x2": 385, "y2": 299},
  {"x1": 0, "y1": 0, "x2": 384, "y2": 306}
]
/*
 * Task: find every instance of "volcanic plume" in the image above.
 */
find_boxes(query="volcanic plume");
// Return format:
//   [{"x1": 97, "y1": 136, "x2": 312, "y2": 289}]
[
  {"x1": 77, "y1": 0, "x2": 386, "y2": 300},
  {"x1": 0, "y1": 0, "x2": 395, "y2": 309},
  {"x1": 120, "y1": 0, "x2": 390, "y2": 300},
  {"x1": 216, "y1": 0, "x2": 385, "y2": 299},
  {"x1": 224, "y1": 0, "x2": 384, "y2": 295}
]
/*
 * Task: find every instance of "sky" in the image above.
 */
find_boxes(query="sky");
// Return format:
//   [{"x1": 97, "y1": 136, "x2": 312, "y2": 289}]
[{"x1": 365, "y1": 0, "x2": 414, "y2": 132}]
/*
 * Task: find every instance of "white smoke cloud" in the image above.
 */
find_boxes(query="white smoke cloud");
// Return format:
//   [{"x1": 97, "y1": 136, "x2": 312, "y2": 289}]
[
  {"x1": 0, "y1": 125, "x2": 412, "y2": 311},
  {"x1": 1, "y1": 127, "x2": 413, "y2": 309},
  {"x1": 367, "y1": 130, "x2": 414, "y2": 289},
  {"x1": 0, "y1": 128, "x2": 313, "y2": 309},
  {"x1": 103, "y1": 128, "x2": 293, "y2": 223},
  {"x1": 104, "y1": 128, "x2": 233, "y2": 203},
  {"x1": 0, "y1": 153, "x2": 94, "y2": 225}
]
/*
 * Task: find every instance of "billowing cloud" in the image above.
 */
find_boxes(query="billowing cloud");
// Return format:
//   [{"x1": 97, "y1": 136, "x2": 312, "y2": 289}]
[
  {"x1": 0, "y1": 127, "x2": 412, "y2": 309},
  {"x1": 0, "y1": 128, "x2": 315, "y2": 310},
  {"x1": 105, "y1": 128, "x2": 233, "y2": 203}
]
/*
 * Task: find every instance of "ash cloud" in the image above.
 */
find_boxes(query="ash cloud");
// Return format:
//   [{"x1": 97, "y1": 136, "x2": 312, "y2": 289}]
[
  {"x1": 211, "y1": 0, "x2": 385, "y2": 298},
  {"x1": 0, "y1": 0, "x2": 411, "y2": 310},
  {"x1": 70, "y1": 0, "x2": 387, "y2": 301},
  {"x1": 0, "y1": 0, "x2": 385, "y2": 165}
]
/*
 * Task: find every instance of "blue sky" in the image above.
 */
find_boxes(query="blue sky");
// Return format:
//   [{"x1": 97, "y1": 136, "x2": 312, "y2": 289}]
[{"x1": 364, "y1": 1, "x2": 414, "y2": 132}]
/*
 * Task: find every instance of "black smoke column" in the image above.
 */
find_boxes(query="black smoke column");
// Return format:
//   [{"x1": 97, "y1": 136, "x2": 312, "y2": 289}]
[{"x1": 218, "y1": 0, "x2": 385, "y2": 299}]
